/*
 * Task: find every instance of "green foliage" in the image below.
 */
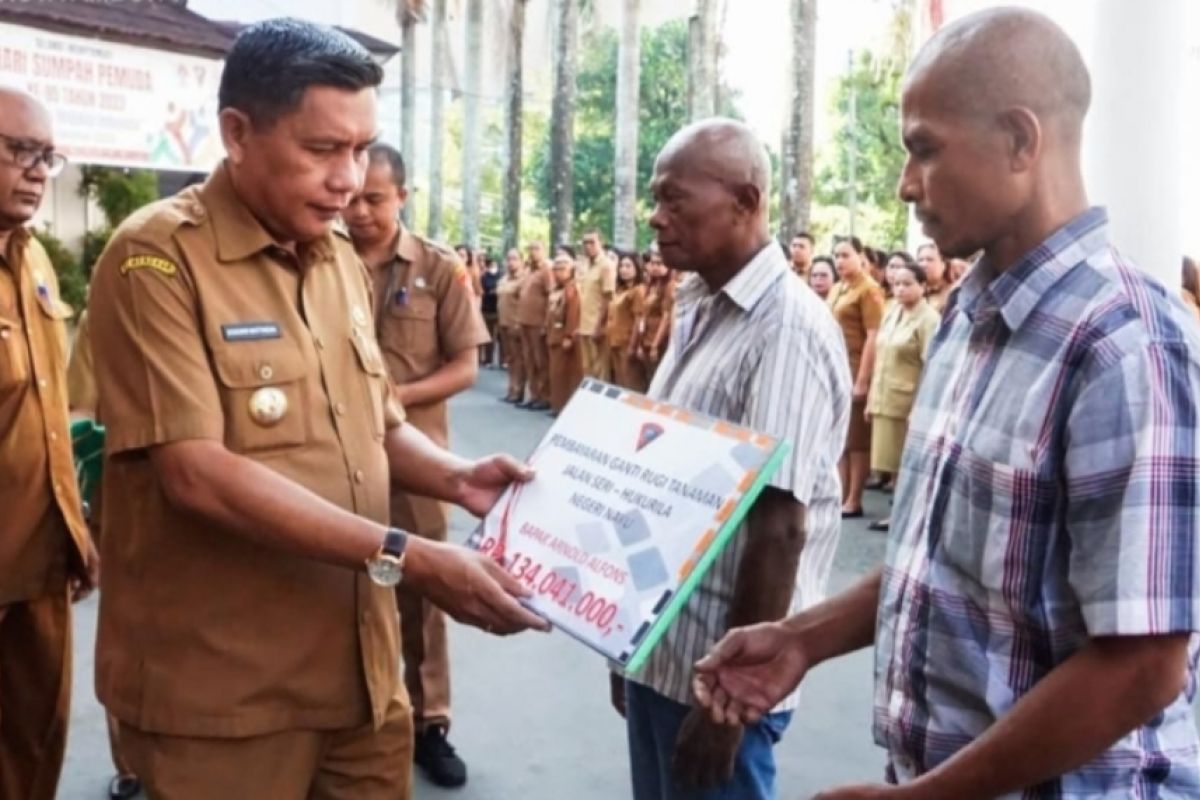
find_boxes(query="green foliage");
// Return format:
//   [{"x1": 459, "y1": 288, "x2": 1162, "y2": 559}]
[
  {"x1": 33, "y1": 227, "x2": 87, "y2": 311},
  {"x1": 76, "y1": 166, "x2": 159, "y2": 279},
  {"x1": 78, "y1": 166, "x2": 158, "y2": 228},
  {"x1": 813, "y1": 49, "x2": 906, "y2": 249},
  {"x1": 812, "y1": 3, "x2": 912, "y2": 250},
  {"x1": 528, "y1": 20, "x2": 741, "y2": 250}
]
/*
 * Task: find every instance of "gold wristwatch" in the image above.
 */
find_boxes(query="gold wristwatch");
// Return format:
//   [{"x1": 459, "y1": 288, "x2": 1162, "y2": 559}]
[{"x1": 366, "y1": 528, "x2": 408, "y2": 587}]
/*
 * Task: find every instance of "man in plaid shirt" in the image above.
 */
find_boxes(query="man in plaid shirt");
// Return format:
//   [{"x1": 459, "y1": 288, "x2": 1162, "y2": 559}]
[{"x1": 691, "y1": 7, "x2": 1200, "y2": 799}]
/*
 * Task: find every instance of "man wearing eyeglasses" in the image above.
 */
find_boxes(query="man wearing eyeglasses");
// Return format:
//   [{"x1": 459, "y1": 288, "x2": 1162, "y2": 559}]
[{"x1": 0, "y1": 87, "x2": 98, "y2": 800}]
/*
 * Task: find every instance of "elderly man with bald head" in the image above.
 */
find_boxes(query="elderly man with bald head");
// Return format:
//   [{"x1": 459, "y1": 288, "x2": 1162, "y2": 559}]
[
  {"x1": 614, "y1": 118, "x2": 850, "y2": 799},
  {"x1": 694, "y1": 8, "x2": 1200, "y2": 799},
  {"x1": 0, "y1": 88, "x2": 98, "y2": 799}
]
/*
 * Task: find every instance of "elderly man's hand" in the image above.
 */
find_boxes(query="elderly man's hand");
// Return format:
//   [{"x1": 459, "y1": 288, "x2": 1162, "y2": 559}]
[
  {"x1": 693, "y1": 621, "x2": 810, "y2": 725},
  {"x1": 671, "y1": 708, "x2": 743, "y2": 791}
]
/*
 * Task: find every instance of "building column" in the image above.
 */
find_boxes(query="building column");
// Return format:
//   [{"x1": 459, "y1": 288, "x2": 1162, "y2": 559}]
[{"x1": 1084, "y1": 0, "x2": 1187, "y2": 286}]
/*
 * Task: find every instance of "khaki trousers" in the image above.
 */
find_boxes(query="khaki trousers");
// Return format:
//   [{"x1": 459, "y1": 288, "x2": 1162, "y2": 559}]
[
  {"x1": 580, "y1": 335, "x2": 611, "y2": 382},
  {"x1": 608, "y1": 343, "x2": 647, "y2": 392},
  {"x1": 0, "y1": 588, "x2": 71, "y2": 800},
  {"x1": 397, "y1": 524, "x2": 451, "y2": 731},
  {"x1": 502, "y1": 325, "x2": 526, "y2": 400},
  {"x1": 118, "y1": 691, "x2": 414, "y2": 800},
  {"x1": 520, "y1": 325, "x2": 550, "y2": 403}
]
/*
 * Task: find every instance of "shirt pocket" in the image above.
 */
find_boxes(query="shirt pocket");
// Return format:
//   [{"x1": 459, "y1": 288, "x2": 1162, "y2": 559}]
[
  {"x1": 350, "y1": 330, "x2": 388, "y2": 440},
  {"x1": 933, "y1": 444, "x2": 1052, "y2": 607},
  {"x1": 0, "y1": 311, "x2": 29, "y2": 391},
  {"x1": 211, "y1": 344, "x2": 310, "y2": 454},
  {"x1": 382, "y1": 292, "x2": 438, "y2": 364}
]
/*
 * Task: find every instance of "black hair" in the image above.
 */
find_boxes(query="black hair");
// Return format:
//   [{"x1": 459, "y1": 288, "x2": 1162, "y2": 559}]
[
  {"x1": 834, "y1": 235, "x2": 864, "y2": 254},
  {"x1": 810, "y1": 255, "x2": 836, "y2": 275},
  {"x1": 368, "y1": 143, "x2": 407, "y2": 189},
  {"x1": 454, "y1": 243, "x2": 474, "y2": 267},
  {"x1": 916, "y1": 242, "x2": 943, "y2": 261},
  {"x1": 220, "y1": 18, "x2": 383, "y2": 127},
  {"x1": 556, "y1": 244, "x2": 577, "y2": 260},
  {"x1": 888, "y1": 250, "x2": 916, "y2": 267},
  {"x1": 894, "y1": 261, "x2": 927, "y2": 284},
  {"x1": 792, "y1": 231, "x2": 814, "y2": 245}
]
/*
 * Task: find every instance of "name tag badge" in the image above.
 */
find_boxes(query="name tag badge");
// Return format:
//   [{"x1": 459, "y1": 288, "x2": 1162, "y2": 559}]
[{"x1": 222, "y1": 322, "x2": 282, "y2": 342}]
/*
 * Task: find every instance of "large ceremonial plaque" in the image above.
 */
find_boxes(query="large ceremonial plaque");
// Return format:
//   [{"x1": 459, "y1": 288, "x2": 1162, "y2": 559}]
[{"x1": 470, "y1": 380, "x2": 786, "y2": 673}]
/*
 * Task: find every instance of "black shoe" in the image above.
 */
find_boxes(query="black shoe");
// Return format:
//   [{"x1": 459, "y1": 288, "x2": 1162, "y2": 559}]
[
  {"x1": 109, "y1": 774, "x2": 141, "y2": 800},
  {"x1": 414, "y1": 725, "x2": 467, "y2": 788},
  {"x1": 499, "y1": 395, "x2": 520, "y2": 404},
  {"x1": 841, "y1": 507, "x2": 864, "y2": 519},
  {"x1": 527, "y1": 401, "x2": 550, "y2": 411}
]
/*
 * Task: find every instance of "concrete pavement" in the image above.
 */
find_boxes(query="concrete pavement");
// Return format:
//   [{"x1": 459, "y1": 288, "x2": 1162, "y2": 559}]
[{"x1": 60, "y1": 367, "x2": 892, "y2": 798}]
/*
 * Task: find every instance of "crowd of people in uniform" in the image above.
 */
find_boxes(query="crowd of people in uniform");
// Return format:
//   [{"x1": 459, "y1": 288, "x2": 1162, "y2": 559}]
[{"x1": 6, "y1": 8, "x2": 1200, "y2": 800}]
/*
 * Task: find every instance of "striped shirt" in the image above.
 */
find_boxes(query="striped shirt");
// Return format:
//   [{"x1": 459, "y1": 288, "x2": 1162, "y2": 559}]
[
  {"x1": 875, "y1": 207, "x2": 1200, "y2": 797},
  {"x1": 631, "y1": 241, "x2": 851, "y2": 710}
]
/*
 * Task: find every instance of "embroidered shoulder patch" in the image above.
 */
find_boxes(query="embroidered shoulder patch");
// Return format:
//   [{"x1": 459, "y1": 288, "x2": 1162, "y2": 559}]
[{"x1": 119, "y1": 255, "x2": 178, "y2": 277}]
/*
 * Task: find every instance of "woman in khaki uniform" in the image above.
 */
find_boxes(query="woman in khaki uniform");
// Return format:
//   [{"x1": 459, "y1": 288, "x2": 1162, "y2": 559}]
[
  {"x1": 829, "y1": 235, "x2": 885, "y2": 517},
  {"x1": 864, "y1": 261, "x2": 940, "y2": 531},
  {"x1": 638, "y1": 251, "x2": 674, "y2": 381},
  {"x1": 605, "y1": 253, "x2": 647, "y2": 391},
  {"x1": 496, "y1": 250, "x2": 526, "y2": 402},
  {"x1": 547, "y1": 253, "x2": 582, "y2": 415}
]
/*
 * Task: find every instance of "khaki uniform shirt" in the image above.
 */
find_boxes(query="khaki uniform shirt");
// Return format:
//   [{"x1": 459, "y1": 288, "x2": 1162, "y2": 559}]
[
  {"x1": 89, "y1": 164, "x2": 405, "y2": 738},
  {"x1": 0, "y1": 230, "x2": 88, "y2": 604},
  {"x1": 642, "y1": 280, "x2": 674, "y2": 350},
  {"x1": 605, "y1": 284, "x2": 645, "y2": 349},
  {"x1": 829, "y1": 275, "x2": 885, "y2": 377},
  {"x1": 67, "y1": 309, "x2": 97, "y2": 414},
  {"x1": 372, "y1": 227, "x2": 488, "y2": 533},
  {"x1": 867, "y1": 300, "x2": 940, "y2": 419},
  {"x1": 578, "y1": 256, "x2": 616, "y2": 335},
  {"x1": 496, "y1": 273, "x2": 523, "y2": 328},
  {"x1": 546, "y1": 282, "x2": 580, "y2": 347},
  {"x1": 515, "y1": 263, "x2": 551, "y2": 328}
]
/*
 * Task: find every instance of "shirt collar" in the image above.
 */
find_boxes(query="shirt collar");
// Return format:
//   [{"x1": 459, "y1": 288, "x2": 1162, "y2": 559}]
[
  {"x1": 394, "y1": 224, "x2": 421, "y2": 263},
  {"x1": 678, "y1": 241, "x2": 787, "y2": 313},
  {"x1": 957, "y1": 206, "x2": 1109, "y2": 331},
  {"x1": 201, "y1": 162, "x2": 336, "y2": 266}
]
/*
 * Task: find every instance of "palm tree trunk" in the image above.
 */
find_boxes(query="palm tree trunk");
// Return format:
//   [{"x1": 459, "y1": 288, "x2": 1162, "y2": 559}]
[
  {"x1": 688, "y1": 0, "x2": 717, "y2": 120},
  {"x1": 400, "y1": 13, "x2": 418, "y2": 227},
  {"x1": 612, "y1": 0, "x2": 640, "y2": 251},
  {"x1": 783, "y1": 0, "x2": 817, "y2": 237},
  {"x1": 427, "y1": 0, "x2": 447, "y2": 239},
  {"x1": 549, "y1": 0, "x2": 579, "y2": 249},
  {"x1": 502, "y1": 0, "x2": 527, "y2": 252},
  {"x1": 461, "y1": 0, "x2": 484, "y2": 248}
]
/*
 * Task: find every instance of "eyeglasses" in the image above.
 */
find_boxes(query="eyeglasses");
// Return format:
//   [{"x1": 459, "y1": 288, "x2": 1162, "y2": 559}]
[{"x1": 0, "y1": 133, "x2": 67, "y2": 176}]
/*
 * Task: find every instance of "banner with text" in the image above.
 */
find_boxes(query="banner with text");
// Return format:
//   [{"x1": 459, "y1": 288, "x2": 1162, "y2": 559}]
[
  {"x1": 470, "y1": 380, "x2": 786, "y2": 673},
  {"x1": 0, "y1": 24, "x2": 224, "y2": 171}
]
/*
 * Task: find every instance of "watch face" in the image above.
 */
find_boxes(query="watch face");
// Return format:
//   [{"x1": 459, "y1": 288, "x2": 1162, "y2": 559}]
[{"x1": 368, "y1": 556, "x2": 403, "y2": 587}]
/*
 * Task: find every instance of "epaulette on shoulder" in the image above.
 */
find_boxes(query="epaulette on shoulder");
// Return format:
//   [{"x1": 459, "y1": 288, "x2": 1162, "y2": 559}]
[{"x1": 114, "y1": 191, "x2": 205, "y2": 245}]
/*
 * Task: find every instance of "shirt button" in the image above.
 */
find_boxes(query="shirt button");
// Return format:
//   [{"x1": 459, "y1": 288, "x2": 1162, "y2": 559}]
[
  {"x1": 354, "y1": 470, "x2": 365, "y2": 484},
  {"x1": 314, "y1": 336, "x2": 325, "y2": 350},
  {"x1": 0, "y1": 329, "x2": 8, "y2": 339},
  {"x1": 38, "y1": 378, "x2": 47, "y2": 388},
  {"x1": 335, "y1": 402, "x2": 346, "y2": 415},
  {"x1": 49, "y1": 431, "x2": 57, "y2": 442},
  {"x1": 259, "y1": 364, "x2": 274, "y2": 381}
]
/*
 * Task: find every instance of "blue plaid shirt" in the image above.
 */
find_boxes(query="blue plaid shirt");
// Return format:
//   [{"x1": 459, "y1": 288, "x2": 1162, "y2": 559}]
[{"x1": 875, "y1": 207, "x2": 1200, "y2": 798}]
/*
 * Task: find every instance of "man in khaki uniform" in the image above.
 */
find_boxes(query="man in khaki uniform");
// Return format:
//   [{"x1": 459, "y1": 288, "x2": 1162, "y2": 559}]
[
  {"x1": 515, "y1": 241, "x2": 551, "y2": 410},
  {"x1": 344, "y1": 144, "x2": 488, "y2": 788},
  {"x1": 577, "y1": 230, "x2": 616, "y2": 380},
  {"x1": 0, "y1": 87, "x2": 98, "y2": 800},
  {"x1": 87, "y1": 21, "x2": 544, "y2": 799},
  {"x1": 496, "y1": 249, "x2": 526, "y2": 403},
  {"x1": 789, "y1": 231, "x2": 814, "y2": 278}
]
